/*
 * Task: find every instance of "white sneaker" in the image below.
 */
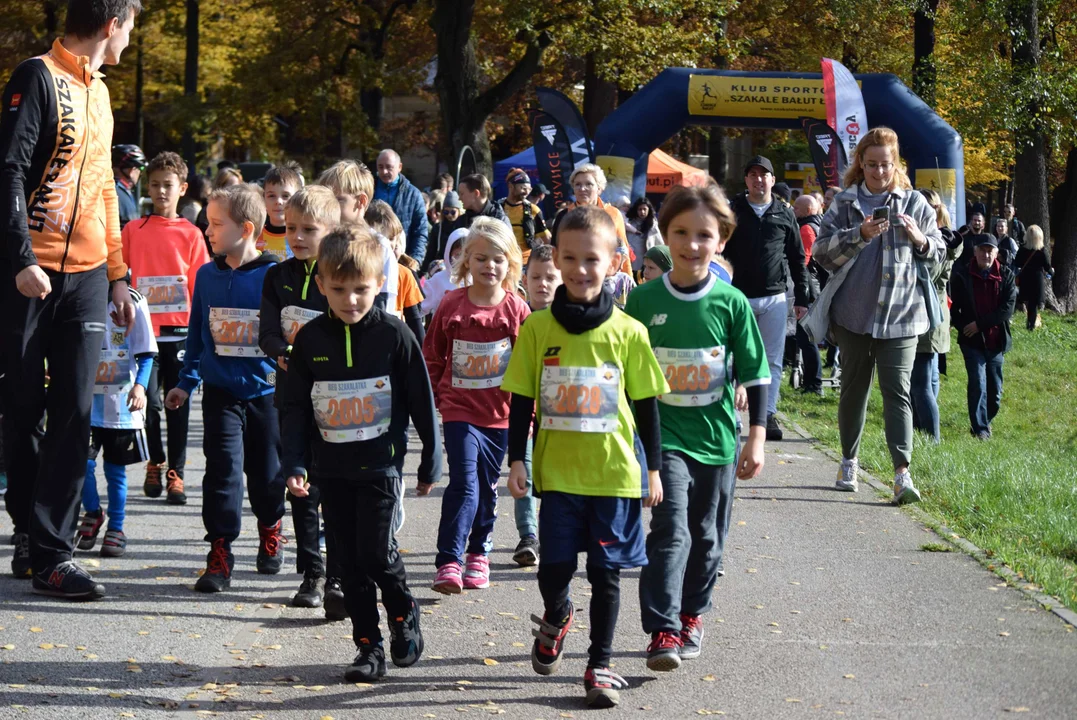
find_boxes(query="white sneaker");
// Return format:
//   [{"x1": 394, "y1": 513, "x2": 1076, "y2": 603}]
[
  {"x1": 893, "y1": 470, "x2": 922, "y2": 505},
  {"x1": 835, "y1": 458, "x2": 859, "y2": 492}
]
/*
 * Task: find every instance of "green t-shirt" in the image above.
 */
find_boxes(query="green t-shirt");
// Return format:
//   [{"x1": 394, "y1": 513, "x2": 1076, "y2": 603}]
[
  {"x1": 624, "y1": 274, "x2": 770, "y2": 465},
  {"x1": 501, "y1": 308, "x2": 669, "y2": 498}
]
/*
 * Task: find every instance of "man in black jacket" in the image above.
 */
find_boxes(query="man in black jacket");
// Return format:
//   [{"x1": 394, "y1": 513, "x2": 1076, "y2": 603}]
[
  {"x1": 950, "y1": 234, "x2": 1017, "y2": 440},
  {"x1": 722, "y1": 156, "x2": 810, "y2": 440},
  {"x1": 457, "y1": 174, "x2": 511, "y2": 230}
]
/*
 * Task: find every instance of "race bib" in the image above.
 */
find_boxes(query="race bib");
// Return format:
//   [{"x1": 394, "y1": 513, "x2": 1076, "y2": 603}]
[
  {"x1": 139, "y1": 275, "x2": 188, "y2": 314},
  {"x1": 209, "y1": 307, "x2": 265, "y2": 357},
  {"x1": 312, "y1": 376, "x2": 392, "y2": 443},
  {"x1": 281, "y1": 306, "x2": 323, "y2": 345},
  {"x1": 451, "y1": 338, "x2": 512, "y2": 389},
  {"x1": 539, "y1": 366, "x2": 620, "y2": 433},
  {"x1": 655, "y1": 346, "x2": 726, "y2": 407},
  {"x1": 94, "y1": 349, "x2": 131, "y2": 395}
]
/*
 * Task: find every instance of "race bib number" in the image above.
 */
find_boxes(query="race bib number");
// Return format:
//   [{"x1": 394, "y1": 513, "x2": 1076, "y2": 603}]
[
  {"x1": 94, "y1": 349, "x2": 130, "y2": 395},
  {"x1": 209, "y1": 307, "x2": 265, "y2": 357},
  {"x1": 655, "y1": 346, "x2": 726, "y2": 407},
  {"x1": 312, "y1": 376, "x2": 392, "y2": 443},
  {"x1": 451, "y1": 338, "x2": 512, "y2": 389},
  {"x1": 281, "y1": 306, "x2": 323, "y2": 345},
  {"x1": 139, "y1": 275, "x2": 188, "y2": 314},
  {"x1": 539, "y1": 366, "x2": 620, "y2": 433}
]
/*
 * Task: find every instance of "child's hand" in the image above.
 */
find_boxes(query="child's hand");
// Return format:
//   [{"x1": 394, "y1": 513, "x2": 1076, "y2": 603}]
[
  {"x1": 644, "y1": 470, "x2": 663, "y2": 507},
  {"x1": 165, "y1": 388, "x2": 189, "y2": 410},
  {"x1": 286, "y1": 475, "x2": 309, "y2": 497},
  {"x1": 507, "y1": 461, "x2": 529, "y2": 499},
  {"x1": 127, "y1": 384, "x2": 147, "y2": 411},
  {"x1": 734, "y1": 385, "x2": 748, "y2": 412},
  {"x1": 416, "y1": 481, "x2": 433, "y2": 497},
  {"x1": 277, "y1": 355, "x2": 289, "y2": 371},
  {"x1": 737, "y1": 427, "x2": 766, "y2": 480}
]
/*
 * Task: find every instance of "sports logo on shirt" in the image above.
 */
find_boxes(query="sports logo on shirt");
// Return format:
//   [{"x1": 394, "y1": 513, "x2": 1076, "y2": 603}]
[
  {"x1": 543, "y1": 346, "x2": 561, "y2": 367},
  {"x1": 9, "y1": 94, "x2": 21, "y2": 110},
  {"x1": 649, "y1": 314, "x2": 668, "y2": 326}
]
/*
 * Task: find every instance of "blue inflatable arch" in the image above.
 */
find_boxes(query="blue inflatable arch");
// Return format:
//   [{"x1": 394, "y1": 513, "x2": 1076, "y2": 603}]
[{"x1": 593, "y1": 68, "x2": 965, "y2": 226}]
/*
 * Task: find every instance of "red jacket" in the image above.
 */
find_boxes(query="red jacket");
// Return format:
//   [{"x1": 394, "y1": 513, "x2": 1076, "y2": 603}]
[
  {"x1": 122, "y1": 215, "x2": 210, "y2": 336},
  {"x1": 422, "y1": 287, "x2": 530, "y2": 428}
]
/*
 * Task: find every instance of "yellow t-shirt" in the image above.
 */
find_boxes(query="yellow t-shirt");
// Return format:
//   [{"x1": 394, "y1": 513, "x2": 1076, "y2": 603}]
[
  {"x1": 502, "y1": 201, "x2": 551, "y2": 262},
  {"x1": 501, "y1": 308, "x2": 669, "y2": 498},
  {"x1": 258, "y1": 225, "x2": 290, "y2": 260}
]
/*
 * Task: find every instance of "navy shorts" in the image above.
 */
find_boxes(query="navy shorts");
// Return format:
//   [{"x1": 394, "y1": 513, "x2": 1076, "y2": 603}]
[{"x1": 538, "y1": 491, "x2": 647, "y2": 569}]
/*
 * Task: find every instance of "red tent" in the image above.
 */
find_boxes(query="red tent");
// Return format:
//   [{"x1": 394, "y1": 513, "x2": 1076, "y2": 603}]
[{"x1": 646, "y1": 149, "x2": 708, "y2": 194}]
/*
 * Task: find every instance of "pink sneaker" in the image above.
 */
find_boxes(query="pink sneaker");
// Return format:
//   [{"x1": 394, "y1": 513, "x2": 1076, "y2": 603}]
[
  {"x1": 432, "y1": 561, "x2": 463, "y2": 595},
  {"x1": 462, "y1": 553, "x2": 490, "y2": 589}
]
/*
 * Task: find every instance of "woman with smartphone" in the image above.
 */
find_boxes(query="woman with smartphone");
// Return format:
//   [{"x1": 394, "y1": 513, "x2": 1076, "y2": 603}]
[{"x1": 801, "y1": 127, "x2": 945, "y2": 505}]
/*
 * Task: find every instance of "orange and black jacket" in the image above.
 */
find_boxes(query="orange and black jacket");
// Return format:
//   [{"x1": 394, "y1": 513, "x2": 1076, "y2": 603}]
[{"x1": 0, "y1": 39, "x2": 127, "y2": 281}]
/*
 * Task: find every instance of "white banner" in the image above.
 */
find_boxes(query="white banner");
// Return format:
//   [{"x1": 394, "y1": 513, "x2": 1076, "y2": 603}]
[{"x1": 822, "y1": 58, "x2": 868, "y2": 173}]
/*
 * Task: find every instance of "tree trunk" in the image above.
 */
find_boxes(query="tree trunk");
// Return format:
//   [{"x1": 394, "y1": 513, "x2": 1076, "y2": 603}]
[
  {"x1": 709, "y1": 21, "x2": 729, "y2": 184},
  {"x1": 431, "y1": 0, "x2": 551, "y2": 177},
  {"x1": 43, "y1": 0, "x2": 59, "y2": 47},
  {"x1": 1009, "y1": 0, "x2": 1049, "y2": 245},
  {"x1": 181, "y1": 0, "x2": 200, "y2": 174},
  {"x1": 912, "y1": 0, "x2": 940, "y2": 107},
  {"x1": 1051, "y1": 147, "x2": 1077, "y2": 312},
  {"x1": 583, "y1": 52, "x2": 617, "y2": 137},
  {"x1": 841, "y1": 42, "x2": 859, "y2": 72},
  {"x1": 135, "y1": 23, "x2": 144, "y2": 150}
]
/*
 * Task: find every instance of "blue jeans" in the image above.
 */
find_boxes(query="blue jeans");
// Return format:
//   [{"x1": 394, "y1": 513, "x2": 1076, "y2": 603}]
[
  {"x1": 436, "y1": 422, "x2": 507, "y2": 568},
  {"x1": 961, "y1": 347, "x2": 1004, "y2": 435},
  {"x1": 749, "y1": 293, "x2": 787, "y2": 416},
  {"x1": 83, "y1": 459, "x2": 127, "y2": 532},
  {"x1": 516, "y1": 435, "x2": 537, "y2": 539},
  {"x1": 910, "y1": 352, "x2": 940, "y2": 442},
  {"x1": 640, "y1": 450, "x2": 735, "y2": 633}
]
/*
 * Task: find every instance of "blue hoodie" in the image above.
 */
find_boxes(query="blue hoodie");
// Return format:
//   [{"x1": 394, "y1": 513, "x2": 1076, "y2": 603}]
[{"x1": 177, "y1": 253, "x2": 279, "y2": 400}]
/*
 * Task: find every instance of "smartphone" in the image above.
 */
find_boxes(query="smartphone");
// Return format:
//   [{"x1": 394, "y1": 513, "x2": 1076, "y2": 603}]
[{"x1": 872, "y1": 206, "x2": 890, "y2": 222}]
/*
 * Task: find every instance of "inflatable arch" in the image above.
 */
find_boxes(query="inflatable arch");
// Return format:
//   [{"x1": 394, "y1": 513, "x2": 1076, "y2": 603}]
[{"x1": 593, "y1": 68, "x2": 965, "y2": 226}]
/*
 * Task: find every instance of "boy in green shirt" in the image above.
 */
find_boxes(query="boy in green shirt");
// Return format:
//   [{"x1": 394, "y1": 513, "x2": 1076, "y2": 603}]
[
  {"x1": 625, "y1": 184, "x2": 769, "y2": 672},
  {"x1": 502, "y1": 206, "x2": 668, "y2": 709}
]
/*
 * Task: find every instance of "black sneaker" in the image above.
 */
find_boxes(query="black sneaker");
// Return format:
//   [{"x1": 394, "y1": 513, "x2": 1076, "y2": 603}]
[
  {"x1": 31, "y1": 561, "x2": 105, "y2": 600},
  {"x1": 766, "y1": 414, "x2": 784, "y2": 441},
  {"x1": 256, "y1": 520, "x2": 287, "y2": 575},
  {"x1": 291, "y1": 571, "x2": 326, "y2": 608},
  {"x1": 531, "y1": 603, "x2": 574, "y2": 676},
  {"x1": 100, "y1": 529, "x2": 127, "y2": 558},
  {"x1": 143, "y1": 462, "x2": 164, "y2": 498},
  {"x1": 801, "y1": 383, "x2": 824, "y2": 397},
  {"x1": 344, "y1": 640, "x2": 387, "y2": 682},
  {"x1": 645, "y1": 630, "x2": 682, "y2": 671},
  {"x1": 584, "y1": 666, "x2": 628, "y2": 708},
  {"x1": 194, "y1": 539, "x2": 233, "y2": 593},
  {"x1": 512, "y1": 535, "x2": 540, "y2": 567},
  {"x1": 76, "y1": 509, "x2": 104, "y2": 551},
  {"x1": 388, "y1": 596, "x2": 424, "y2": 667},
  {"x1": 324, "y1": 577, "x2": 347, "y2": 621},
  {"x1": 11, "y1": 532, "x2": 32, "y2": 578}
]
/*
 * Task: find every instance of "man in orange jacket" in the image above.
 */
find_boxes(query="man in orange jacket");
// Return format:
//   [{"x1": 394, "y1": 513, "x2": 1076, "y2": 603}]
[{"x1": 0, "y1": 0, "x2": 141, "y2": 600}]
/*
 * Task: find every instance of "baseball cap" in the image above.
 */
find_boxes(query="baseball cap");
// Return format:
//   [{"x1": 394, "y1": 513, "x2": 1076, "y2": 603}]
[
  {"x1": 533, "y1": 183, "x2": 549, "y2": 195},
  {"x1": 971, "y1": 233, "x2": 997, "y2": 248},
  {"x1": 744, "y1": 155, "x2": 775, "y2": 175}
]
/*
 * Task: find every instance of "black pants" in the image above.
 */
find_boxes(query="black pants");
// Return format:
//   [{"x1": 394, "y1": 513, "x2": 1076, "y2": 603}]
[
  {"x1": 145, "y1": 339, "x2": 190, "y2": 475},
  {"x1": 795, "y1": 324, "x2": 823, "y2": 388},
  {"x1": 201, "y1": 385, "x2": 285, "y2": 544},
  {"x1": 538, "y1": 561, "x2": 621, "y2": 667},
  {"x1": 317, "y1": 474, "x2": 412, "y2": 646},
  {"x1": 3, "y1": 264, "x2": 107, "y2": 569}
]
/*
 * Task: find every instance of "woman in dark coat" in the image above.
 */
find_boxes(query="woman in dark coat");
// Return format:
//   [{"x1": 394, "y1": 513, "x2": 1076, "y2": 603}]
[{"x1": 1013, "y1": 224, "x2": 1054, "y2": 331}]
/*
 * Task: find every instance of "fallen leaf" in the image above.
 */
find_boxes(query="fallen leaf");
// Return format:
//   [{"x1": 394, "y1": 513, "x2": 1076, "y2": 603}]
[
  {"x1": 265, "y1": 644, "x2": 282, "y2": 650},
  {"x1": 29, "y1": 627, "x2": 42, "y2": 633},
  {"x1": 999, "y1": 632, "x2": 1011, "y2": 637},
  {"x1": 456, "y1": 680, "x2": 473, "y2": 685},
  {"x1": 1, "y1": 645, "x2": 15, "y2": 651},
  {"x1": 746, "y1": 568, "x2": 758, "y2": 574},
  {"x1": 1003, "y1": 708, "x2": 1031, "y2": 713},
  {"x1": 702, "y1": 674, "x2": 716, "y2": 681},
  {"x1": 511, "y1": 642, "x2": 525, "y2": 647},
  {"x1": 109, "y1": 692, "x2": 126, "y2": 698},
  {"x1": 785, "y1": 698, "x2": 802, "y2": 703},
  {"x1": 137, "y1": 631, "x2": 149, "y2": 636},
  {"x1": 470, "y1": 615, "x2": 485, "y2": 620},
  {"x1": 258, "y1": 689, "x2": 273, "y2": 695},
  {"x1": 428, "y1": 655, "x2": 445, "y2": 660},
  {"x1": 737, "y1": 521, "x2": 747, "y2": 526},
  {"x1": 483, "y1": 658, "x2": 499, "y2": 666},
  {"x1": 38, "y1": 643, "x2": 55, "y2": 650},
  {"x1": 843, "y1": 674, "x2": 856, "y2": 679}
]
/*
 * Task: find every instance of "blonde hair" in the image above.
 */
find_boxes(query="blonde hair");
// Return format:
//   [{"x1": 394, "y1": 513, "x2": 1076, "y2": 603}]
[
  {"x1": 1025, "y1": 224, "x2": 1045, "y2": 251},
  {"x1": 364, "y1": 200, "x2": 404, "y2": 241},
  {"x1": 919, "y1": 188, "x2": 952, "y2": 229},
  {"x1": 317, "y1": 160, "x2": 374, "y2": 200},
  {"x1": 285, "y1": 185, "x2": 341, "y2": 226},
  {"x1": 209, "y1": 183, "x2": 266, "y2": 238},
  {"x1": 843, "y1": 127, "x2": 912, "y2": 191},
  {"x1": 570, "y1": 163, "x2": 608, "y2": 193},
  {"x1": 452, "y1": 217, "x2": 523, "y2": 290},
  {"x1": 317, "y1": 224, "x2": 385, "y2": 282},
  {"x1": 428, "y1": 189, "x2": 446, "y2": 213}
]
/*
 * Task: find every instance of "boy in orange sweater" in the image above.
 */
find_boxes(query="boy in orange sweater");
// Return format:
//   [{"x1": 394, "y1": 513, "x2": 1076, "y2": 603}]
[{"x1": 122, "y1": 152, "x2": 211, "y2": 504}]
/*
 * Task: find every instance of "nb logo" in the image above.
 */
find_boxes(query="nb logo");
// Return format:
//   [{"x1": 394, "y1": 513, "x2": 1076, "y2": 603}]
[{"x1": 649, "y1": 314, "x2": 668, "y2": 326}]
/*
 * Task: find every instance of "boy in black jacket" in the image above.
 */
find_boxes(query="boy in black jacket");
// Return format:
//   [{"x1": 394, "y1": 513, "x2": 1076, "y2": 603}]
[
  {"x1": 283, "y1": 225, "x2": 442, "y2": 682},
  {"x1": 259, "y1": 186, "x2": 342, "y2": 615}
]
